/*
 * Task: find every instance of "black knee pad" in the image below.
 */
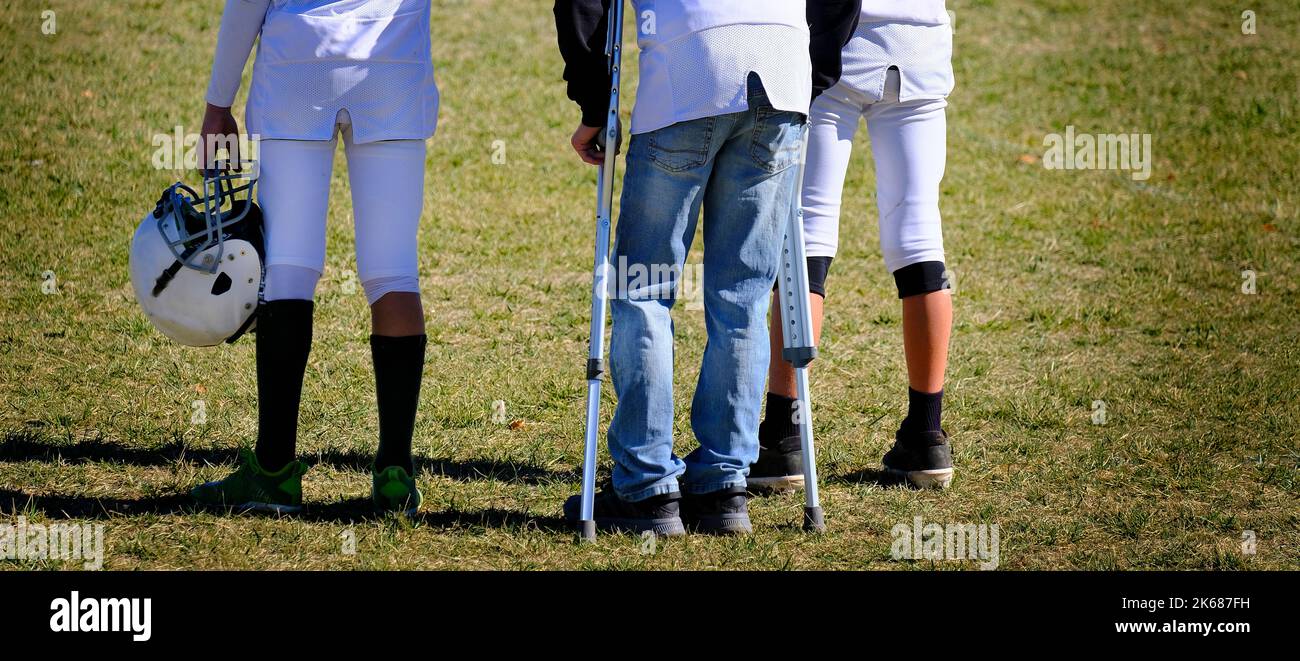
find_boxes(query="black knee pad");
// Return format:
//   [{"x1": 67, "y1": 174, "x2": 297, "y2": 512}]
[
  {"x1": 771, "y1": 256, "x2": 833, "y2": 298},
  {"x1": 806, "y1": 256, "x2": 832, "y2": 298},
  {"x1": 893, "y1": 261, "x2": 949, "y2": 299}
]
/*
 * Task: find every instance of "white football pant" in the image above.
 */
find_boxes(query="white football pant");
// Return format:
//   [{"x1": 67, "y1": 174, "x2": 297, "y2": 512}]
[{"x1": 257, "y1": 110, "x2": 426, "y2": 304}]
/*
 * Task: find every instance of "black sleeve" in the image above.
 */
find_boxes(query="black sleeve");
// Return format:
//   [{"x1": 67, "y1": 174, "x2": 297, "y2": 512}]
[
  {"x1": 808, "y1": 0, "x2": 861, "y2": 101},
  {"x1": 554, "y1": 0, "x2": 613, "y2": 127}
]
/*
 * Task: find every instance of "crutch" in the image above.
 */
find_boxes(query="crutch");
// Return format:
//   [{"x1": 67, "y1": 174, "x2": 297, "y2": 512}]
[
  {"x1": 579, "y1": 0, "x2": 627, "y2": 542},
  {"x1": 775, "y1": 136, "x2": 826, "y2": 532}
]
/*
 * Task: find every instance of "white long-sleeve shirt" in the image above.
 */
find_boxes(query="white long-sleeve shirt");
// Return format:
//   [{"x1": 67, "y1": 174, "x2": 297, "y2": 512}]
[{"x1": 206, "y1": 0, "x2": 439, "y2": 143}]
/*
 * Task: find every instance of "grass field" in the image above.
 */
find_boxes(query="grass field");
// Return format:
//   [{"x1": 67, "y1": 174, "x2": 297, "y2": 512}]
[{"x1": 0, "y1": 0, "x2": 1296, "y2": 570}]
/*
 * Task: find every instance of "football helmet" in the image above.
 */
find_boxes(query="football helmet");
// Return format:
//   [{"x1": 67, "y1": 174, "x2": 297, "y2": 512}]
[{"x1": 129, "y1": 163, "x2": 265, "y2": 347}]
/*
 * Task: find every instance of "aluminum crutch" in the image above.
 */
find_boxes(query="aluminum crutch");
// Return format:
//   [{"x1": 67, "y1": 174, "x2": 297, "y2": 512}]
[
  {"x1": 775, "y1": 135, "x2": 826, "y2": 532},
  {"x1": 579, "y1": 0, "x2": 627, "y2": 542}
]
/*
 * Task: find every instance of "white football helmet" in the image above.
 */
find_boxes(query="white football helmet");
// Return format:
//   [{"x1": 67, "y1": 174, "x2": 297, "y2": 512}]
[{"x1": 130, "y1": 164, "x2": 265, "y2": 347}]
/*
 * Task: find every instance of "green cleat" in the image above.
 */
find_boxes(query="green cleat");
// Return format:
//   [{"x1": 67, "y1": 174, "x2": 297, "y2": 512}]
[
  {"x1": 372, "y1": 465, "x2": 422, "y2": 516},
  {"x1": 192, "y1": 448, "x2": 308, "y2": 514}
]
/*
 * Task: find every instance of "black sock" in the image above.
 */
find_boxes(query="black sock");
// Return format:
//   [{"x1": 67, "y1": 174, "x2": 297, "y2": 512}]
[
  {"x1": 371, "y1": 334, "x2": 427, "y2": 474},
  {"x1": 902, "y1": 387, "x2": 943, "y2": 434},
  {"x1": 758, "y1": 392, "x2": 800, "y2": 447},
  {"x1": 255, "y1": 299, "x2": 314, "y2": 472}
]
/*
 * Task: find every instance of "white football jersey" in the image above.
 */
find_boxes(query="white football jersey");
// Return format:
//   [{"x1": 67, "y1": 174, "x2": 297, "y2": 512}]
[
  {"x1": 837, "y1": 1, "x2": 953, "y2": 103},
  {"x1": 207, "y1": 0, "x2": 439, "y2": 143},
  {"x1": 860, "y1": 1, "x2": 950, "y2": 24},
  {"x1": 629, "y1": 0, "x2": 811, "y2": 134}
]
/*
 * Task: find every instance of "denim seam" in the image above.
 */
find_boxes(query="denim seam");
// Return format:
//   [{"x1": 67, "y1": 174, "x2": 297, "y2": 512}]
[
  {"x1": 681, "y1": 479, "x2": 747, "y2": 495},
  {"x1": 619, "y1": 480, "x2": 681, "y2": 503}
]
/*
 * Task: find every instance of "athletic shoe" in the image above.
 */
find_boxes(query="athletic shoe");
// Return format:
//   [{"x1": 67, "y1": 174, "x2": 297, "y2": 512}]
[
  {"x1": 563, "y1": 483, "x2": 685, "y2": 537},
  {"x1": 748, "y1": 434, "x2": 804, "y2": 494},
  {"x1": 681, "y1": 486, "x2": 753, "y2": 535},
  {"x1": 191, "y1": 448, "x2": 308, "y2": 514},
  {"x1": 881, "y1": 428, "x2": 954, "y2": 489},
  {"x1": 372, "y1": 465, "x2": 422, "y2": 516}
]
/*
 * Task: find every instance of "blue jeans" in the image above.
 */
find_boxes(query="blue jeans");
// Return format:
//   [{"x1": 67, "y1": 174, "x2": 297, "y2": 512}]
[{"x1": 608, "y1": 77, "x2": 806, "y2": 501}]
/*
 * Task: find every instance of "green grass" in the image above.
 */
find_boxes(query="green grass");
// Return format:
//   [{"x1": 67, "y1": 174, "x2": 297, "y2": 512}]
[{"x1": 0, "y1": 0, "x2": 1296, "y2": 569}]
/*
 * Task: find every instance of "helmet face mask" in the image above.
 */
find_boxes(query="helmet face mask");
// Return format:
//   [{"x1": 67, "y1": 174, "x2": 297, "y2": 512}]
[
  {"x1": 155, "y1": 164, "x2": 257, "y2": 274},
  {"x1": 131, "y1": 162, "x2": 266, "y2": 347}
]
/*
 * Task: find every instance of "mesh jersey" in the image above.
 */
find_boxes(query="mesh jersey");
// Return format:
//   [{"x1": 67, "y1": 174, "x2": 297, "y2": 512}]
[
  {"x1": 207, "y1": 0, "x2": 439, "y2": 143},
  {"x1": 859, "y1": 0, "x2": 951, "y2": 24},
  {"x1": 838, "y1": 19, "x2": 953, "y2": 103},
  {"x1": 630, "y1": 0, "x2": 810, "y2": 134}
]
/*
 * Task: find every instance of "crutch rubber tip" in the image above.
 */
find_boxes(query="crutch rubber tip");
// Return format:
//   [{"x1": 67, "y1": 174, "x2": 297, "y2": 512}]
[
  {"x1": 802, "y1": 506, "x2": 825, "y2": 533},
  {"x1": 580, "y1": 520, "x2": 597, "y2": 542}
]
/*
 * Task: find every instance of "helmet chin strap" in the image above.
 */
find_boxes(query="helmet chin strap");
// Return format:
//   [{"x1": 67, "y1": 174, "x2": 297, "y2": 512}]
[
  {"x1": 150, "y1": 261, "x2": 184, "y2": 297},
  {"x1": 151, "y1": 242, "x2": 204, "y2": 297},
  {"x1": 224, "y1": 304, "x2": 259, "y2": 344}
]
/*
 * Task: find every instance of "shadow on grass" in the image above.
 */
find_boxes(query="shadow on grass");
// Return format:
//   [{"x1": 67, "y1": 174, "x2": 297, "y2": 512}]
[
  {"x1": 0, "y1": 430, "x2": 577, "y2": 485},
  {"x1": 0, "y1": 488, "x2": 194, "y2": 519},
  {"x1": 303, "y1": 497, "x2": 569, "y2": 531},
  {"x1": 829, "y1": 467, "x2": 914, "y2": 488},
  {"x1": 0, "y1": 489, "x2": 570, "y2": 533}
]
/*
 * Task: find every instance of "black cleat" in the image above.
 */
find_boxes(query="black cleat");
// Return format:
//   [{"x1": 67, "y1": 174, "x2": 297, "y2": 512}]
[
  {"x1": 747, "y1": 435, "x2": 804, "y2": 494},
  {"x1": 563, "y1": 483, "x2": 685, "y2": 537},
  {"x1": 882, "y1": 428, "x2": 954, "y2": 489},
  {"x1": 681, "y1": 486, "x2": 753, "y2": 535}
]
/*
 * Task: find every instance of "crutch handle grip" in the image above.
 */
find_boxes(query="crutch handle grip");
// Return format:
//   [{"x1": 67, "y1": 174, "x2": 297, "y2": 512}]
[{"x1": 595, "y1": 116, "x2": 623, "y2": 156}]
